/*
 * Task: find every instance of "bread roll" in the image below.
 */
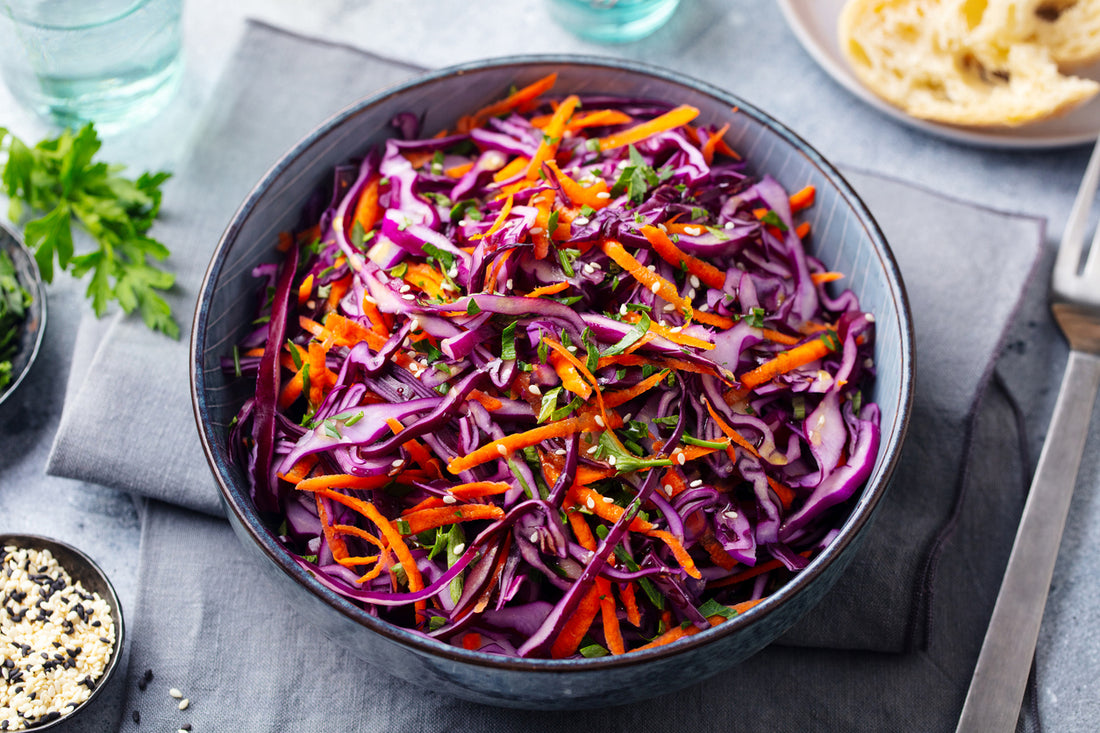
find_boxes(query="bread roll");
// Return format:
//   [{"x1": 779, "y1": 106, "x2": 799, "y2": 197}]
[{"x1": 838, "y1": 0, "x2": 1099, "y2": 127}]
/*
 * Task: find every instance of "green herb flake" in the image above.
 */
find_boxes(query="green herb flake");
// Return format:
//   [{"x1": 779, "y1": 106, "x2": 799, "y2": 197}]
[
  {"x1": 759, "y1": 210, "x2": 789, "y2": 232},
  {"x1": 501, "y1": 321, "x2": 518, "y2": 361},
  {"x1": 580, "y1": 644, "x2": 610, "y2": 658}
]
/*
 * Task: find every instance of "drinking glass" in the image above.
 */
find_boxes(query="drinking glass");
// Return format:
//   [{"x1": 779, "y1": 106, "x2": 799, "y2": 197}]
[
  {"x1": 0, "y1": 0, "x2": 184, "y2": 131},
  {"x1": 547, "y1": 0, "x2": 681, "y2": 43}
]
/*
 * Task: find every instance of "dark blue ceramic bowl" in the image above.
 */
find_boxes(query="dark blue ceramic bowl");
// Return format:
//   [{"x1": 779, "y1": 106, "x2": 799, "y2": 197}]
[
  {"x1": 0, "y1": 221, "x2": 47, "y2": 407},
  {"x1": 191, "y1": 56, "x2": 914, "y2": 710}
]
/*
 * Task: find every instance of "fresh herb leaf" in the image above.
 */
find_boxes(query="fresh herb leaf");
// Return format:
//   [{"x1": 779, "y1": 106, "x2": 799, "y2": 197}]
[
  {"x1": 0, "y1": 124, "x2": 178, "y2": 337},
  {"x1": 759, "y1": 210, "x2": 789, "y2": 232}
]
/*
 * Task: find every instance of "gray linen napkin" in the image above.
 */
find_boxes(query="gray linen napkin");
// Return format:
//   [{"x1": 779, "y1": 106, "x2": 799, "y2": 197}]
[{"x1": 47, "y1": 21, "x2": 1044, "y2": 729}]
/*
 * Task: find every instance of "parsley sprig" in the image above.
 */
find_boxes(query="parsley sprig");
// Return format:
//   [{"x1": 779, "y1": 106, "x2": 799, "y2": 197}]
[{"x1": 0, "y1": 123, "x2": 178, "y2": 338}]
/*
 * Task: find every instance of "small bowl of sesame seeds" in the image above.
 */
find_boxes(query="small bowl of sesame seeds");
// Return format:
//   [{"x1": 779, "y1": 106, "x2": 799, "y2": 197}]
[{"x1": 0, "y1": 535, "x2": 124, "y2": 731}]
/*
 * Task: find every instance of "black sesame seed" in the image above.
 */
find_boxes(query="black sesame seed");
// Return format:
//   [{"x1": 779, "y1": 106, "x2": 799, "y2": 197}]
[
  {"x1": 41, "y1": 711, "x2": 61, "y2": 723},
  {"x1": 132, "y1": 710, "x2": 141, "y2": 724},
  {"x1": 91, "y1": 619, "x2": 102, "y2": 627}
]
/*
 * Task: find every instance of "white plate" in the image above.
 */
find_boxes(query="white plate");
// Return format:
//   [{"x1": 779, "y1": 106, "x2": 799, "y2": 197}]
[{"x1": 777, "y1": 0, "x2": 1100, "y2": 149}]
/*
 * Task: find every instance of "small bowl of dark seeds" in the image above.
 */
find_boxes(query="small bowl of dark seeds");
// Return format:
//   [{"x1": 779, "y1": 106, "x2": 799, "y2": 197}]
[{"x1": 0, "y1": 534, "x2": 125, "y2": 730}]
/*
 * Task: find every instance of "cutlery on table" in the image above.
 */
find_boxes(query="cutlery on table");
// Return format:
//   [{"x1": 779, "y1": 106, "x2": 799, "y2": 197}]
[{"x1": 956, "y1": 138, "x2": 1100, "y2": 732}]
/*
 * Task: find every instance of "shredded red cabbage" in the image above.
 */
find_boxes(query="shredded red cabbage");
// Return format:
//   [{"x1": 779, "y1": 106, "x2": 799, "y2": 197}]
[{"x1": 229, "y1": 76, "x2": 880, "y2": 659}]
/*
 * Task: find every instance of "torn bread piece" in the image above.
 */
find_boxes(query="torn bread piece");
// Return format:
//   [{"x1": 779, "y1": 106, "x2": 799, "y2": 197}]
[{"x1": 839, "y1": 0, "x2": 1099, "y2": 127}]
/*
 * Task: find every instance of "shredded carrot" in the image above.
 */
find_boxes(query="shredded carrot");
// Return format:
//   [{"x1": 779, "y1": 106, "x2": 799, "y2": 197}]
[
  {"x1": 325, "y1": 273, "x2": 352, "y2": 313},
  {"x1": 314, "y1": 488, "x2": 426, "y2": 619},
  {"x1": 458, "y1": 73, "x2": 558, "y2": 132},
  {"x1": 796, "y1": 221, "x2": 811, "y2": 239},
  {"x1": 278, "y1": 454, "x2": 319, "y2": 484},
  {"x1": 445, "y1": 161, "x2": 474, "y2": 178},
  {"x1": 760, "y1": 328, "x2": 802, "y2": 347},
  {"x1": 479, "y1": 193, "x2": 514, "y2": 239},
  {"x1": 295, "y1": 473, "x2": 393, "y2": 493},
  {"x1": 597, "y1": 577, "x2": 625, "y2": 655},
  {"x1": 601, "y1": 239, "x2": 692, "y2": 317},
  {"x1": 526, "y1": 94, "x2": 579, "y2": 179},
  {"x1": 619, "y1": 581, "x2": 643, "y2": 627},
  {"x1": 315, "y1": 493, "x2": 350, "y2": 562},
  {"x1": 543, "y1": 159, "x2": 612, "y2": 210},
  {"x1": 532, "y1": 108, "x2": 633, "y2": 132},
  {"x1": 526, "y1": 281, "x2": 571, "y2": 298},
  {"x1": 403, "y1": 262, "x2": 446, "y2": 300},
  {"x1": 447, "y1": 412, "x2": 619, "y2": 475},
  {"x1": 297, "y1": 273, "x2": 314, "y2": 306},
  {"x1": 811, "y1": 271, "x2": 844, "y2": 285},
  {"x1": 604, "y1": 369, "x2": 669, "y2": 409},
  {"x1": 462, "y1": 633, "x2": 482, "y2": 651},
  {"x1": 353, "y1": 175, "x2": 382, "y2": 234},
  {"x1": 385, "y1": 418, "x2": 443, "y2": 479},
  {"x1": 492, "y1": 156, "x2": 530, "y2": 183},
  {"x1": 789, "y1": 185, "x2": 816, "y2": 212},
  {"x1": 483, "y1": 248, "x2": 513, "y2": 294},
  {"x1": 738, "y1": 337, "x2": 832, "y2": 390},
  {"x1": 700, "y1": 122, "x2": 731, "y2": 165},
  {"x1": 550, "y1": 581, "x2": 603, "y2": 659},
  {"x1": 404, "y1": 481, "x2": 512, "y2": 514},
  {"x1": 767, "y1": 475, "x2": 796, "y2": 511},
  {"x1": 549, "y1": 350, "x2": 592, "y2": 400},
  {"x1": 698, "y1": 530, "x2": 739, "y2": 570},
  {"x1": 597, "y1": 104, "x2": 700, "y2": 151},
  {"x1": 708, "y1": 553, "x2": 811, "y2": 589},
  {"x1": 640, "y1": 224, "x2": 725, "y2": 289},
  {"x1": 399, "y1": 504, "x2": 506, "y2": 535}
]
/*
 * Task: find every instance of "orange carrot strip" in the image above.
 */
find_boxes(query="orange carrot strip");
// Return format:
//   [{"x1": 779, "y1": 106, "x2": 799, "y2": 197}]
[
  {"x1": 478, "y1": 193, "x2": 514, "y2": 239},
  {"x1": 698, "y1": 530, "x2": 739, "y2": 570},
  {"x1": 703, "y1": 399, "x2": 761, "y2": 460},
  {"x1": 325, "y1": 273, "x2": 352, "y2": 313},
  {"x1": 601, "y1": 239, "x2": 692, "y2": 318},
  {"x1": 532, "y1": 108, "x2": 633, "y2": 131},
  {"x1": 659, "y1": 467, "x2": 690, "y2": 498},
  {"x1": 541, "y1": 338, "x2": 616, "y2": 442},
  {"x1": 640, "y1": 224, "x2": 725, "y2": 289},
  {"x1": 459, "y1": 73, "x2": 558, "y2": 132},
  {"x1": 526, "y1": 281, "x2": 571, "y2": 298},
  {"x1": 399, "y1": 504, "x2": 506, "y2": 534},
  {"x1": 644, "y1": 319, "x2": 716, "y2": 351},
  {"x1": 543, "y1": 159, "x2": 612, "y2": 210},
  {"x1": 492, "y1": 156, "x2": 530, "y2": 183},
  {"x1": 315, "y1": 488, "x2": 426, "y2": 617},
  {"x1": 385, "y1": 418, "x2": 443, "y2": 479},
  {"x1": 403, "y1": 262, "x2": 446, "y2": 300},
  {"x1": 279, "y1": 454, "x2": 319, "y2": 484},
  {"x1": 597, "y1": 577, "x2": 625, "y2": 655},
  {"x1": 619, "y1": 581, "x2": 643, "y2": 628},
  {"x1": 767, "y1": 476, "x2": 796, "y2": 511},
  {"x1": 297, "y1": 273, "x2": 314, "y2": 306},
  {"x1": 549, "y1": 351, "x2": 592, "y2": 400},
  {"x1": 597, "y1": 104, "x2": 700, "y2": 151},
  {"x1": 526, "y1": 94, "x2": 579, "y2": 179},
  {"x1": 315, "y1": 493, "x2": 350, "y2": 562},
  {"x1": 789, "y1": 185, "x2": 816, "y2": 213},
  {"x1": 295, "y1": 474, "x2": 393, "y2": 492},
  {"x1": 635, "y1": 599, "x2": 764, "y2": 651},
  {"x1": 565, "y1": 500, "x2": 598, "y2": 552},
  {"x1": 708, "y1": 553, "x2": 811, "y2": 589},
  {"x1": 483, "y1": 248, "x2": 513, "y2": 294},
  {"x1": 551, "y1": 582, "x2": 603, "y2": 658},
  {"x1": 404, "y1": 481, "x2": 513, "y2": 514},
  {"x1": 603, "y1": 369, "x2": 669, "y2": 409},
  {"x1": 353, "y1": 175, "x2": 382, "y2": 234},
  {"x1": 810, "y1": 271, "x2": 844, "y2": 285},
  {"x1": 447, "y1": 412, "x2": 618, "y2": 475},
  {"x1": 738, "y1": 337, "x2": 832, "y2": 390},
  {"x1": 700, "y1": 122, "x2": 731, "y2": 165},
  {"x1": 445, "y1": 161, "x2": 475, "y2": 178},
  {"x1": 760, "y1": 328, "x2": 802, "y2": 347},
  {"x1": 796, "y1": 221, "x2": 811, "y2": 239},
  {"x1": 462, "y1": 633, "x2": 482, "y2": 651},
  {"x1": 570, "y1": 485, "x2": 701, "y2": 579},
  {"x1": 694, "y1": 309, "x2": 737, "y2": 330},
  {"x1": 468, "y1": 389, "x2": 503, "y2": 412}
]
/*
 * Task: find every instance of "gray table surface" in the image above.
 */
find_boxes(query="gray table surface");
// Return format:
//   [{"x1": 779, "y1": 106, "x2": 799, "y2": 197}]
[{"x1": 2, "y1": 1, "x2": 1098, "y2": 729}]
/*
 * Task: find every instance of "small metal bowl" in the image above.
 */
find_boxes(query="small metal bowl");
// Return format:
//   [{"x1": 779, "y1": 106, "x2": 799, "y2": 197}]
[
  {"x1": 0, "y1": 533, "x2": 126, "y2": 730},
  {"x1": 0, "y1": 221, "x2": 47, "y2": 408}
]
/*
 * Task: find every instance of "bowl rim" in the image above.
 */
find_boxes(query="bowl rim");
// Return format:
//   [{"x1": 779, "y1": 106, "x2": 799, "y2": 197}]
[
  {"x1": 0, "y1": 533, "x2": 126, "y2": 728},
  {"x1": 191, "y1": 53, "x2": 915, "y2": 672},
  {"x1": 0, "y1": 220, "x2": 48, "y2": 408}
]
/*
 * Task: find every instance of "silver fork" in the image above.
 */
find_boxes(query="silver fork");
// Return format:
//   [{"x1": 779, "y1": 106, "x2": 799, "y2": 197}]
[{"x1": 956, "y1": 139, "x2": 1100, "y2": 732}]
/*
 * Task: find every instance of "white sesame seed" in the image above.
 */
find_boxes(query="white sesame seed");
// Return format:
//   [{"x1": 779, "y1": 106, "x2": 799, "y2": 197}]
[
  {"x1": 453, "y1": 543, "x2": 466, "y2": 554},
  {"x1": 725, "y1": 221, "x2": 735, "y2": 230},
  {"x1": 658, "y1": 223, "x2": 668, "y2": 231},
  {"x1": 608, "y1": 455, "x2": 617, "y2": 466},
  {"x1": 670, "y1": 326, "x2": 683, "y2": 334},
  {"x1": 622, "y1": 413, "x2": 633, "y2": 422},
  {"x1": 574, "y1": 216, "x2": 590, "y2": 226},
  {"x1": 690, "y1": 479, "x2": 704, "y2": 488},
  {"x1": 866, "y1": 313, "x2": 875, "y2": 322},
  {"x1": 401, "y1": 294, "x2": 416, "y2": 301},
  {"x1": 566, "y1": 344, "x2": 577, "y2": 352},
  {"x1": 686, "y1": 289, "x2": 697, "y2": 301},
  {"x1": 409, "y1": 317, "x2": 420, "y2": 331},
  {"x1": 594, "y1": 415, "x2": 605, "y2": 427},
  {"x1": 442, "y1": 495, "x2": 457, "y2": 505},
  {"x1": 583, "y1": 263, "x2": 596, "y2": 275},
  {"x1": 619, "y1": 304, "x2": 629, "y2": 316},
  {"x1": 530, "y1": 532, "x2": 539, "y2": 543},
  {"x1": 663, "y1": 484, "x2": 674, "y2": 496},
  {"x1": 724, "y1": 510, "x2": 739, "y2": 519},
  {"x1": 602, "y1": 496, "x2": 615, "y2": 503},
  {"x1": 505, "y1": 278, "x2": 514, "y2": 291},
  {"x1": 663, "y1": 303, "x2": 676, "y2": 312},
  {"x1": 595, "y1": 191, "x2": 611, "y2": 200},
  {"x1": 178, "y1": 698, "x2": 190, "y2": 711},
  {"x1": 587, "y1": 445, "x2": 599, "y2": 454},
  {"x1": 399, "y1": 284, "x2": 412, "y2": 294},
  {"x1": 689, "y1": 275, "x2": 701, "y2": 289},
  {"x1": 497, "y1": 444, "x2": 508, "y2": 456},
  {"x1": 683, "y1": 226, "x2": 702, "y2": 236},
  {"x1": 530, "y1": 227, "x2": 544, "y2": 235},
  {"x1": 554, "y1": 448, "x2": 567, "y2": 456},
  {"x1": 169, "y1": 688, "x2": 183, "y2": 699},
  {"x1": 391, "y1": 459, "x2": 404, "y2": 468},
  {"x1": 528, "y1": 384, "x2": 542, "y2": 396},
  {"x1": 646, "y1": 264, "x2": 657, "y2": 272},
  {"x1": 650, "y1": 282, "x2": 661, "y2": 294},
  {"x1": 676, "y1": 451, "x2": 687, "y2": 466},
  {"x1": 586, "y1": 498, "x2": 596, "y2": 510}
]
